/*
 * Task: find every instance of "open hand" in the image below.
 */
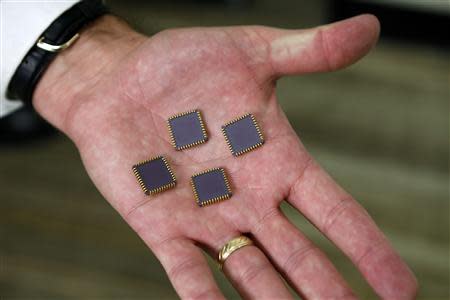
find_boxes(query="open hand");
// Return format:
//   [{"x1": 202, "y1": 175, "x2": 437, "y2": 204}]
[{"x1": 34, "y1": 14, "x2": 417, "y2": 299}]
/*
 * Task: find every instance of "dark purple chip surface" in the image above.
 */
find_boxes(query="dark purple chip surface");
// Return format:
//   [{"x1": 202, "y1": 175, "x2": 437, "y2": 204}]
[
  {"x1": 132, "y1": 156, "x2": 176, "y2": 195},
  {"x1": 191, "y1": 168, "x2": 232, "y2": 207},
  {"x1": 168, "y1": 110, "x2": 208, "y2": 150},
  {"x1": 222, "y1": 114, "x2": 264, "y2": 156}
]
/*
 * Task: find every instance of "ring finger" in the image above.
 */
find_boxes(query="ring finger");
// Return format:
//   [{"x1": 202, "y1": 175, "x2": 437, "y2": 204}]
[{"x1": 205, "y1": 231, "x2": 293, "y2": 299}]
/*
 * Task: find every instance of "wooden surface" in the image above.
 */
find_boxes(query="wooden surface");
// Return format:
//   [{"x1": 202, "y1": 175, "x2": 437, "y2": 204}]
[{"x1": 1, "y1": 1, "x2": 449, "y2": 299}]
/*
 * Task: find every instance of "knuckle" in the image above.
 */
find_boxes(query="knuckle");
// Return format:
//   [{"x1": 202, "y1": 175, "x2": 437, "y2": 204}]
[
  {"x1": 189, "y1": 288, "x2": 222, "y2": 300},
  {"x1": 238, "y1": 260, "x2": 270, "y2": 286},
  {"x1": 289, "y1": 156, "x2": 314, "y2": 202},
  {"x1": 322, "y1": 195, "x2": 353, "y2": 236},
  {"x1": 252, "y1": 207, "x2": 281, "y2": 235},
  {"x1": 282, "y1": 244, "x2": 316, "y2": 276},
  {"x1": 317, "y1": 27, "x2": 338, "y2": 72},
  {"x1": 168, "y1": 257, "x2": 200, "y2": 282}
]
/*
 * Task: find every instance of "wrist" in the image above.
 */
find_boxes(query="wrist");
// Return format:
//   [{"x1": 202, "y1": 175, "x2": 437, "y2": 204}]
[{"x1": 33, "y1": 15, "x2": 146, "y2": 133}]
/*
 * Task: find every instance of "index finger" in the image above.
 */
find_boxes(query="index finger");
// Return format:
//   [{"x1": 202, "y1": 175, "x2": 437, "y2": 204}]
[{"x1": 288, "y1": 158, "x2": 418, "y2": 299}]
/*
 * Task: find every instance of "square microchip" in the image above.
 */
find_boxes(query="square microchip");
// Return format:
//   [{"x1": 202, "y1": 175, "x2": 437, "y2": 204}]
[
  {"x1": 168, "y1": 109, "x2": 208, "y2": 150},
  {"x1": 222, "y1": 113, "x2": 264, "y2": 156},
  {"x1": 132, "y1": 156, "x2": 176, "y2": 195},
  {"x1": 191, "y1": 168, "x2": 232, "y2": 207}
]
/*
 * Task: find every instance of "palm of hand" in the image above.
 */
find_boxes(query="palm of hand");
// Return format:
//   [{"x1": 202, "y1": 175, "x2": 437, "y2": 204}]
[{"x1": 63, "y1": 17, "x2": 417, "y2": 299}]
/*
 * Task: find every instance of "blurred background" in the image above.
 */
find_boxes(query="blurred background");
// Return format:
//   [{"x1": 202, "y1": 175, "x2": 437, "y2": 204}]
[{"x1": 1, "y1": 0, "x2": 449, "y2": 299}]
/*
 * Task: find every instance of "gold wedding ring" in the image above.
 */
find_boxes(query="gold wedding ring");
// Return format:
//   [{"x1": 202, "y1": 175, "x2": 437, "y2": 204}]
[{"x1": 218, "y1": 236, "x2": 254, "y2": 269}]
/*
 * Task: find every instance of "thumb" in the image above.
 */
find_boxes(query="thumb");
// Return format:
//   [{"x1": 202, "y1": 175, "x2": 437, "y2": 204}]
[{"x1": 260, "y1": 14, "x2": 380, "y2": 77}]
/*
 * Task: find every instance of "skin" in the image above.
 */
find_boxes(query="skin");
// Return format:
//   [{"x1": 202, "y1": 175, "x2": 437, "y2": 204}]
[{"x1": 33, "y1": 15, "x2": 418, "y2": 299}]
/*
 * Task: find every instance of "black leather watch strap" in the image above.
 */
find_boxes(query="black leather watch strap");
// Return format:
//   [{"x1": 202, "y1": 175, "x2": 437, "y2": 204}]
[{"x1": 7, "y1": 0, "x2": 107, "y2": 104}]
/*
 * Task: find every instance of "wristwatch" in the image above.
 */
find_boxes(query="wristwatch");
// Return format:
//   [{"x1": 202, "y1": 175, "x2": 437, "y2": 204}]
[{"x1": 7, "y1": 0, "x2": 108, "y2": 104}]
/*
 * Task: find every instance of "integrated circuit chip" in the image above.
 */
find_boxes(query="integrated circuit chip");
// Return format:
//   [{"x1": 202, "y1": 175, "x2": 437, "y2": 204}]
[
  {"x1": 132, "y1": 156, "x2": 176, "y2": 195},
  {"x1": 168, "y1": 109, "x2": 208, "y2": 150},
  {"x1": 191, "y1": 168, "x2": 232, "y2": 207},
  {"x1": 222, "y1": 113, "x2": 264, "y2": 156}
]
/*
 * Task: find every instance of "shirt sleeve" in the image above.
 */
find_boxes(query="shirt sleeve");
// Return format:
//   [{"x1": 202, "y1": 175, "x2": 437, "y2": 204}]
[{"x1": 1, "y1": 0, "x2": 79, "y2": 118}]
